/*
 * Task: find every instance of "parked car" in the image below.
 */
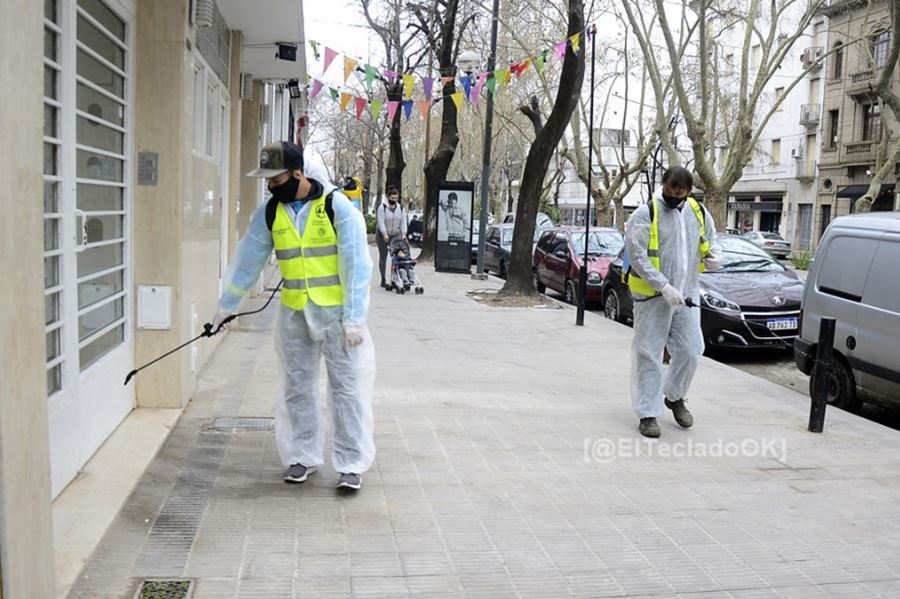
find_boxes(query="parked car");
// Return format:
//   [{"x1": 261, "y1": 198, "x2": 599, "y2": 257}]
[
  {"x1": 483, "y1": 224, "x2": 544, "y2": 278},
  {"x1": 725, "y1": 228, "x2": 740, "y2": 235},
  {"x1": 794, "y1": 213, "x2": 900, "y2": 412},
  {"x1": 502, "y1": 211, "x2": 555, "y2": 232},
  {"x1": 600, "y1": 235, "x2": 804, "y2": 350},
  {"x1": 532, "y1": 227, "x2": 624, "y2": 305},
  {"x1": 743, "y1": 230, "x2": 792, "y2": 259}
]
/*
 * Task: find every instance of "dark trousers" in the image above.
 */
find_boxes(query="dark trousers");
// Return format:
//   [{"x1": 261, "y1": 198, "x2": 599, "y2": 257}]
[{"x1": 376, "y1": 235, "x2": 388, "y2": 284}]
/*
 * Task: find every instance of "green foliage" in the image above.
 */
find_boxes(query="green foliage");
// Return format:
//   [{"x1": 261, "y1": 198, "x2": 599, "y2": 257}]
[
  {"x1": 790, "y1": 251, "x2": 813, "y2": 270},
  {"x1": 365, "y1": 213, "x2": 377, "y2": 235},
  {"x1": 540, "y1": 199, "x2": 562, "y2": 226}
]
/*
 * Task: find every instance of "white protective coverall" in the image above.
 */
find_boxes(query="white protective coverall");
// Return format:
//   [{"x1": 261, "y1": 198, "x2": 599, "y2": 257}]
[
  {"x1": 625, "y1": 195, "x2": 719, "y2": 419},
  {"x1": 219, "y1": 150, "x2": 375, "y2": 474}
]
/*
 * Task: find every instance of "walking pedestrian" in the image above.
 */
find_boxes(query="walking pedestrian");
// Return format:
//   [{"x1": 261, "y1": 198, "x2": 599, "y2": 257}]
[
  {"x1": 376, "y1": 186, "x2": 408, "y2": 288},
  {"x1": 625, "y1": 166, "x2": 723, "y2": 438},
  {"x1": 212, "y1": 141, "x2": 375, "y2": 491}
]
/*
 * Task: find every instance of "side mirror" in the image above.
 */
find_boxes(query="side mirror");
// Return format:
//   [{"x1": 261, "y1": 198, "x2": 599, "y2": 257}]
[{"x1": 554, "y1": 250, "x2": 568, "y2": 259}]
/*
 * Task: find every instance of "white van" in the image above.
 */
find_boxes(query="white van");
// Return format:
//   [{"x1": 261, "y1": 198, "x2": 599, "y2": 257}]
[{"x1": 794, "y1": 212, "x2": 900, "y2": 411}]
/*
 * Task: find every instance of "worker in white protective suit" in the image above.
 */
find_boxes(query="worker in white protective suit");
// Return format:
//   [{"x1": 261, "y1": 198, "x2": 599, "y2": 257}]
[
  {"x1": 624, "y1": 166, "x2": 723, "y2": 438},
  {"x1": 213, "y1": 141, "x2": 375, "y2": 491}
]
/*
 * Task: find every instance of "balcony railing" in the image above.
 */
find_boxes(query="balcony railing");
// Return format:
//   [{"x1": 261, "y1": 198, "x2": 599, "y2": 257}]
[
  {"x1": 843, "y1": 140, "x2": 875, "y2": 162},
  {"x1": 799, "y1": 104, "x2": 820, "y2": 126},
  {"x1": 847, "y1": 69, "x2": 878, "y2": 96},
  {"x1": 796, "y1": 160, "x2": 817, "y2": 181}
]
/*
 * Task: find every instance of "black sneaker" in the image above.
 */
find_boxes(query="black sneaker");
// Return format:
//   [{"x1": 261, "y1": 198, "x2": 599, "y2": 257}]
[
  {"x1": 639, "y1": 417, "x2": 661, "y2": 438},
  {"x1": 337, "y1": 472, "x2": 362, "y2": 491},
  {"x1": 284, "y1": 463, "x2": 317, "y2": 483},
  {"x1": 665, "y1": 397, "x2": 694, "y2": 429}
]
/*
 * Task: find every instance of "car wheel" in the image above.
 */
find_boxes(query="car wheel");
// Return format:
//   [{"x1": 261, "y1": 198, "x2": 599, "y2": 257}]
[
  {"x1": 564, "y1": 279, "x2": 577, "y2": 305},
  {"x1": 604, "y1": 289, "x2": 624, "y2": 323},
  {"x1": 499, "y1": 261, "x2": 508, "y2": 279},
  {"x1": 810, "y1": 357, "x2": 860, "y2": 412},
  {"x1": 533, "y1": 270, "x2": 546, "y2": 293}
]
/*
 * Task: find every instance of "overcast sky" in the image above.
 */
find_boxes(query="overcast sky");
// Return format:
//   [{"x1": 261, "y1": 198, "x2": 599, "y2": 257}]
[{"x1": 303, "y1": 0, "x2": 378, "y2": 67}]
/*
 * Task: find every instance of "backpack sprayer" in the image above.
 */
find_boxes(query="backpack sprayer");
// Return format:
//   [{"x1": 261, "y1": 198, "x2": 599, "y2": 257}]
[{"x1": 123, "y1": 281, "x2": 283, "y2": 385}]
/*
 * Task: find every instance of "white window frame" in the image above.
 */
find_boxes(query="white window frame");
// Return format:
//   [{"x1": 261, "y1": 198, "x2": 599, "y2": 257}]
[{"x1": 191, "y1": 50, "x2": 225, "y2": 164}]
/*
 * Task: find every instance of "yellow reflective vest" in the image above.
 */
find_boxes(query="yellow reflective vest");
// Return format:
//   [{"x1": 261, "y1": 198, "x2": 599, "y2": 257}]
[
  {"x1": 271, "y1": 194, "x2": 343, "y2": 310},
  {"x1": 627, "y1": 197, "x2": 710, "y2": 297}
]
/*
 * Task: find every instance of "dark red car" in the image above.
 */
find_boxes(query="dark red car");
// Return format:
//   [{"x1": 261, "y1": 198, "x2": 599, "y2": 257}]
[{"x1": 533, "y1": 227, "x2": 625, "y2": 305}]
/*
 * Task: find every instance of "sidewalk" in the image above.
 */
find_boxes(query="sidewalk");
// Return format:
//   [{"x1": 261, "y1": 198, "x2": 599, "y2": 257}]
[{"x1": 68, "y1": 257, "x2": 900, "y2": 598}]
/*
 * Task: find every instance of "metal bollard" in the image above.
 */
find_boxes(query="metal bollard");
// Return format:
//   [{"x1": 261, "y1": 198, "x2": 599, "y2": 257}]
[{"x1": 808, "y1": 317, "x2": 836, "y2": 433}]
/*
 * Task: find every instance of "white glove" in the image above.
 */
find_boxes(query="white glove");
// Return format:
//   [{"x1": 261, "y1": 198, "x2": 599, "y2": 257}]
[
  {"x1": 211, "y1": 309, "x2": 234, "y2": 334},
  {"x1": 661, "y1": 284, "x2": 686, "y2": 307},
  {"x1": 343, "y1": 324, "x2": 365, "y2": 349},
  {"x1": 703, "y1": 253, "x2": 724, "y2": 271}
]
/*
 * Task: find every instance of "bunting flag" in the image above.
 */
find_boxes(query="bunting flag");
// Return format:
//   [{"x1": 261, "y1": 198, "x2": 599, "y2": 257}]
[
  {"x1": 460, "y1": 75, "x2": 472, "y2": 100},
  {"x1": 510, "y1": 61, "x2": 526, "y2": 78},
  {"x1": 418, "y1": 99, "x2": 431, "y2": 119},
  {"x1": 403, "y1": 74, "x2": 415, "y2": 99},
  {"x1": 451, "y1": 91, "x2": 464, "y2": 111},
  {"x1": 343, "y1": 56, "x2": 358, "y2": 82},
  {"x1": 309, "y1": 40, "x2": 320, "y2": 60},
  {"x1": 555, "y1": 41, "x2": 567, "y2": 59},
  {"x1": 569, "y1": 32, "x2": 581, "y2": 55},
  {"x1": 339, "y1": 92, "x2": 351, "y2": 112},
  {"x1": 536, "y1": 50, "x2": 548, "y2": 73},
  {"x1": 383, "y1": 68, "x2": 397, "y2": 81},
  {"x1": 365, "y1": 65, "x2": 378, "y2": 91},
  {"x1": 329, "y1": 87, "x2": 339, "y2": 101},
  {"x1": 423, "y1": 77, "x2": 435, "y2": 99},
  {"x1": 371, "y1": 99, "x2": 383, "y2": 120},
  {"x1": 354, "y1": 96, "x2": 366, "y2": 119},
  {"x1": 387, "y1": 100, "x2": 400, "y2": 122},
  {"x1": 495, "y1": 68, "x2": 510, "y2": 88},
  {"x1": 310, "y1": 79, "x2": 324, "y2": 102},
  {"x1": 323, "y1": 47, "x2": 338, "y2": 73},
  {"x1": 402, "y1": 99, "x2": 414, "y2": 120},
  {"x1": 472, "y1": 72, "x2": 488, "y2": 105},
  {"x1": 486, "y1": 74, "x2": 497, "y2": 95}
]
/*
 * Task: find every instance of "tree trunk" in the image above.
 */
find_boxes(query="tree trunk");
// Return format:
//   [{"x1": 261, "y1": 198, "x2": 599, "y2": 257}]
[
  {"x1": 502, "y1": 0, "x2": 585, "y2": 295},
  {"x1": 703, "y1": 187, "x2": 728, "y2": 230},
  {"x1": 421, "y1": 90, "x2": 460, "y2": 262},
  {"x1": 375, "y1": 144, "x2": 385, "y2": 212},
  {"x1": 384, "y1": 81, "x2": 405, "y2": 194},
  {"x1": 594, "y1": 190, "x2": 609, "y2": 227}
]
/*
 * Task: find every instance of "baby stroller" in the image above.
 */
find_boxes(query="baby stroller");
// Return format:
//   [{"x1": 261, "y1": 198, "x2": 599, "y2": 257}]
[{"x1": 388, "y1": 236, "x2": 423, "y2": 295}]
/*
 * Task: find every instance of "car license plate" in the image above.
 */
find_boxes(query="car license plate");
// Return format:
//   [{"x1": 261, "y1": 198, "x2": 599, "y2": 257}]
[{"x1": 767, "y1": 317, "x2": 797, "y2": 331}]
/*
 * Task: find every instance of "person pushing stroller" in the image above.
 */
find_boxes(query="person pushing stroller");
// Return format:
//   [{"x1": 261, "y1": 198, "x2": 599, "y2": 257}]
[{"x1": 389, "y1": 236, "x2": 423, "y2": 295}]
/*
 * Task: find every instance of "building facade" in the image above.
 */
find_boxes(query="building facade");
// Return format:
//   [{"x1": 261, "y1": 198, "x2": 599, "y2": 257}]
[
  {"x1": 3, "y1": 0, "x2": 306, "y2": 594},
  {"x1": 724, "y1": 17, "x2": 829, "y2": 253},
  {"x1": 818, "y1": 0, "x2": 900, "y2": 243}
]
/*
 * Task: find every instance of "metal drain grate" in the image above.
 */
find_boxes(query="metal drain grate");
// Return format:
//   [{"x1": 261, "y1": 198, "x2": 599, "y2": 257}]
[
  {"x1": 135, "y1": 579, "x2": 193, "y2": 599},
  {"x1": 205, "y1": 417, "x2": 274, "y2": 431}
]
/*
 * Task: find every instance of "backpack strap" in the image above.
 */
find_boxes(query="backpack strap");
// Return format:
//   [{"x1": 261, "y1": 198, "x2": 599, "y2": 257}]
[{"x1": 266, "y1": 190, "x2": 336, "y2": 231}]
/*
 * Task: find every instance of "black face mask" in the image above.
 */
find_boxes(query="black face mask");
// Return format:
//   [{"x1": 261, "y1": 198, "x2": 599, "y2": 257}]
[
  {"x1": 269, "y1": 175, "x2": 300, "y2": 203},
  {"x1": 661, "y1": 193, "x2": 686, "y2": 209},
  {"x1": 388, "y1": 199, "x2": 398, "y2": 206}
]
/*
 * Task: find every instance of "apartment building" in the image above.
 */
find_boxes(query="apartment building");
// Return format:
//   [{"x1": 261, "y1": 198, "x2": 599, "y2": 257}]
[{"x1": 817, "y1": 0, "x2": 900, "y2": 245}]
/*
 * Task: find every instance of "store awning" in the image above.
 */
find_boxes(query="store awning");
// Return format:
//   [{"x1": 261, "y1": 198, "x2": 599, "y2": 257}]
[{"x1": 836, "y1": 183, "x2": 895, "y2": 198}]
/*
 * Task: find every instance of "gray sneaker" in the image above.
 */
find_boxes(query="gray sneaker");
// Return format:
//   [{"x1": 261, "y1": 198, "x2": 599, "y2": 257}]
[
  {"x1": 284, "y1": 463, "x2": 317, "y2": 483},
  {"x1": 665, "y1": 397, "x2": 694, "y2": 429},
  {"x1": 639, "y1": 417, "x2": 661, "y2": 438},
  {"x1": 337, "y1": 472, "x2": 362, "y2": 491}
]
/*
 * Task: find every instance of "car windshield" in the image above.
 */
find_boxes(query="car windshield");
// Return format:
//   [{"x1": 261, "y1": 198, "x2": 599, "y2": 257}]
[
  {"x1": 502, "y1": 229, "x2": 514, "y2": 245},
  {"x1": 761, "y1": 232, "x2": 783, "y2": 240},
  {"x1": 570, "y1": 231, "x2": 625, "y2": 256},
  {"x1": 716, "y1": 237, "x2": 784, "y2": 272}
]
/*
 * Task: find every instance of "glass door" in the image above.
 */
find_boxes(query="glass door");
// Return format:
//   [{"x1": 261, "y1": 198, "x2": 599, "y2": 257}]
[{"x1": 43, "y1": 0, "x2": 134, "y2": 497}]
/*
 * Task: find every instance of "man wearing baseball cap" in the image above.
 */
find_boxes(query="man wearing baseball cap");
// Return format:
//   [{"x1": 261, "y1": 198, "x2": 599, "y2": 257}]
[{"x1": 213, "y1": 141, "x2": 375, "y2": 492}]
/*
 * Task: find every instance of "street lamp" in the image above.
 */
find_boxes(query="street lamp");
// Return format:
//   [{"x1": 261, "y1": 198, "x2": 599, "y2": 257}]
[
  {"x1": 576, "y1": 24, "x2": 598, "y2": 326},
  {"x1": 471, "y1": 0, "x2": 500, "y2": 280}
]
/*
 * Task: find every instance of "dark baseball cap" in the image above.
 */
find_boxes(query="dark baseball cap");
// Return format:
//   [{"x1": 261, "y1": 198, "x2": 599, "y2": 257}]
[{"x1": 247, "y1": 141, "x2": 305, "y2": 178}]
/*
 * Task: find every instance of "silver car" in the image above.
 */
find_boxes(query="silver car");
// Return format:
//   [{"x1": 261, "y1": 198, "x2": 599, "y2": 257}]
[
  {"x1": 743, "y1": 230, "x2": 792, "y2": 259},
  {"x1": 794, "y1": 213, "x2": 900, "y2": 411}
]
